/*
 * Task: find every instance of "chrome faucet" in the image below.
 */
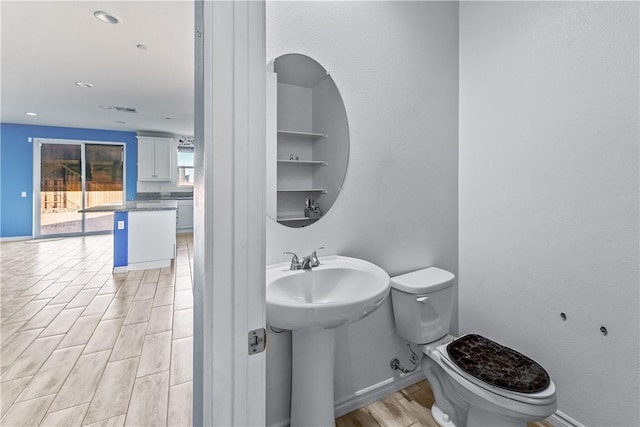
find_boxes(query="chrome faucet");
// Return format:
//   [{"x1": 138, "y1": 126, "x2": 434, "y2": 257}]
[
  {"x1": 283, "y1": 252, "x2": 302, "y2": 270},
  {"x1": 284, "y1": 247, "x2": 324, "y2": 270},
  {"x1": 301, "y1": 247, "x2": 324, "y2": 270}
]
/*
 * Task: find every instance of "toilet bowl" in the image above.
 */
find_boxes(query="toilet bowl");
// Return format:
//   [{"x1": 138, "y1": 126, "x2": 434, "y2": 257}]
[
  {"x1": 390, "y1": 268, "x2": 557, "y2": 427},
  {"x1": 422, "y1": 335, "x2": 557, "y2": 427}
]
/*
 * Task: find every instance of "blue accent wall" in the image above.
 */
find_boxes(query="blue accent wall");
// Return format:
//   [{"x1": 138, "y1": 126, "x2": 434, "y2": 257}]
[
  {"x1": 113, "y1": 211, "x2": 128, "y2": 267},
  {"x1": 0, "y1": 123, "x2": 137, "y2": 238}
]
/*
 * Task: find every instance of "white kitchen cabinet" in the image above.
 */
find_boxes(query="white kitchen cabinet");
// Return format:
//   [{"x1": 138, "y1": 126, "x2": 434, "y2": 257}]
[
  {"x1": 176, "y1": 199, "x2": 194, "y2": 231},
  {"x1": 137, "y1": 136, "x2": 172, "y2": 181}
]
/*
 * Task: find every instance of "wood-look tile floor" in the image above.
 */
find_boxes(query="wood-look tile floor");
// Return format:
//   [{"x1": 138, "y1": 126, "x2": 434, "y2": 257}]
[
  {"x1": 336, "y1": 380, "x2": 553, "y2": 427},
  {"x1": 337, "y1": 380, "x2": 439, "y2": 427},
  {"x1": 0, "y1": 234, "x2": 193, "y2": 427}
]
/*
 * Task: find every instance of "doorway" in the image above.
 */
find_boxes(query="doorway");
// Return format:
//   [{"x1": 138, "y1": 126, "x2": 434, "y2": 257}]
[{"x1": 34, "y1": 138, "x2": 125, "y2": 238}]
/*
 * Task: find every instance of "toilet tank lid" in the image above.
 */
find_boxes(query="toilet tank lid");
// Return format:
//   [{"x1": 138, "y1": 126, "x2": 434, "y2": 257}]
[{"x1": 391, "y1": 267, "x2": 455, "y2": 294}]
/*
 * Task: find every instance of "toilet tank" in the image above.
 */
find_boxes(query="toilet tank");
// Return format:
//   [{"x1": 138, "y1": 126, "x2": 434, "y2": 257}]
[{"x1": 390, "y1": 267, "x2": 455, "y2": 344}]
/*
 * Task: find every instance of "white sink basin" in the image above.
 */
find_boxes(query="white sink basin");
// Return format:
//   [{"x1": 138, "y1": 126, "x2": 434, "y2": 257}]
[
  {"x1": 266, "y1": 255, "x2": 390, "y2": 426},
  {"x1": 266, "y1": 255, "x2": 390, "y2": 330}
]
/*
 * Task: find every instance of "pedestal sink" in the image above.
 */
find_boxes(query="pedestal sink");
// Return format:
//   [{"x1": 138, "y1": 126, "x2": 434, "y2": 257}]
[{"x1": 266, "y1": 255, "x2": 390, "y2": 427}]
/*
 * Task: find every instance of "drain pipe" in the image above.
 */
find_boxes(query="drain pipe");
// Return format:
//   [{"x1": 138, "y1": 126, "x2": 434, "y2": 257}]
[{"x1": 390, "y1": 342, "x2": 420, "y2": 374}]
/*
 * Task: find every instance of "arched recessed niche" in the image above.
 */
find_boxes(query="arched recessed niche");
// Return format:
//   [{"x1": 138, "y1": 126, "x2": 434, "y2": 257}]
[{"x1": 266, "y1": 53, "x2": 350, "y2": 228}]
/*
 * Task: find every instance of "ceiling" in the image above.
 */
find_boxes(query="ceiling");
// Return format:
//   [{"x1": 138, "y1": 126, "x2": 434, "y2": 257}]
[{"x1": 1, "y1": 1, "x2": 194, "y2": 136}]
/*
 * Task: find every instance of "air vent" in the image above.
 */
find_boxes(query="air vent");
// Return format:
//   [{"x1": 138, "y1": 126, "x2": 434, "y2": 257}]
[{"x1": 114, "y1": 107, "x2": 138, "y2": 113}]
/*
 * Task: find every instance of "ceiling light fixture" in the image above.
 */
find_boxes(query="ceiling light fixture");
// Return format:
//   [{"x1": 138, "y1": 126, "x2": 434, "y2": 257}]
[
  {"x1": 136, "y1": 44, "x2": 147, "y2": 50},
  {"x1": 75, "y1": 82, "x2": 94, "y2": 88},
  {"x1": 94, "y1": 11, "x2": 121, "y2": 24},
  {"x1": 25, "y1": 112, "x2": 38, "y2": 116},
  {"x1": 115, "y1": 120, "x2": 126, "y2": 124},
  {"x1": 99, "y1": 105, "x2": 113, "y2": 110}
]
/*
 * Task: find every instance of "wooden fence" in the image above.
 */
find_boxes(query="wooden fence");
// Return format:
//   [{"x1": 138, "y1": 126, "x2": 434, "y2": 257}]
[{"x1": 41, "y1": 191, "x2": 123, "y2": 210}]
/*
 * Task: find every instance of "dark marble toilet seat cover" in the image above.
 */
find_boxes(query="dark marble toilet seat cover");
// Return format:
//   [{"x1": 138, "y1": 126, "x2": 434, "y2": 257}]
[{"x1": 446, "y1": 334, "x2": 551, "y2": 393}]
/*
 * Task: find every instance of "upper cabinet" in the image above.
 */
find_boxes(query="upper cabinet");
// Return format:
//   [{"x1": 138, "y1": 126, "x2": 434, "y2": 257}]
[{"x1": 137, "y1": 137, "x2": 172, "y2": 181}]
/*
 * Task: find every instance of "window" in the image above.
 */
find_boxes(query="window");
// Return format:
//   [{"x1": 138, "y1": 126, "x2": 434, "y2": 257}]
[{"x1": 177, "y1": 146, "x2": 194, "y2": 186}]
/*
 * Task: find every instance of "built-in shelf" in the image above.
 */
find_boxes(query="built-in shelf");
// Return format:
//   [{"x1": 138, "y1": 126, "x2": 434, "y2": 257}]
[
  {"x1": 277, "y1": 130, "x2": 327, "y2": 139},
  {"x1": 277, "y1": 159, "x2": 327, "y2": 166},
  {"x1": 277, "y1": 215, "x2": 321, "y2": 223},
  {"x1": 277, "y1": 188, "x2": 327, "y2": 194}
]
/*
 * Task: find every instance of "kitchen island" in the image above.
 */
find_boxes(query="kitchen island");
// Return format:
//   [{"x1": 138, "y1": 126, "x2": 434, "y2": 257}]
[{"x1": 82, "y1": 200, "x2": 177, "y2": 272}]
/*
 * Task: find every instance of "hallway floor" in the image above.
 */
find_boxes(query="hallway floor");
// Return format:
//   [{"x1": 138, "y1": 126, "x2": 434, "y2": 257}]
[{"x1": 0, "y1": 234, "x2": 193, "y2": 426}]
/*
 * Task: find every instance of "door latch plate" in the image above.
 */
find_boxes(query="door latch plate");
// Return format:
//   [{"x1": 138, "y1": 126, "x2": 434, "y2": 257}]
[{"x1": 248, "y1": 328, "x2": 266, "y2": 355}]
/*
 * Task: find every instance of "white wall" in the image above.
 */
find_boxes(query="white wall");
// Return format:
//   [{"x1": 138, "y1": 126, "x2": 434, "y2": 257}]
[
  {"x1": 266, "y1": 1, "x2": 459, "y2": 425},
  {"x1": 459, "y1": 2, "x2": 639, "y2": 426}
]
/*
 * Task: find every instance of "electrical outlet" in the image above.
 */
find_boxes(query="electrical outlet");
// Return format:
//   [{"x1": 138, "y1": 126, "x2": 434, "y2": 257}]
[
  {"x1": 21, "y1": 192, "x2": 27, "y2": 198},
  {"x1": 117, "y1": 220, "x2": 125, "y2": 230}
]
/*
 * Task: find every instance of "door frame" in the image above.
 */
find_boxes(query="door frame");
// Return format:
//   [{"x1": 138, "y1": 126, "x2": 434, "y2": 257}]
[
  {"x1": 193, "y1": 1, "x2": 266, "y2": 425},
  {"x1": 33, "y1": 138, "x2": 126, "y2": 239}
]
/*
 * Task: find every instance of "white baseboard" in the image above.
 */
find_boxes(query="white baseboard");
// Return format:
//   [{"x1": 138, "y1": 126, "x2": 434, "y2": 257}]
[
  {"x1": 267, "y1": 371, "x2": 425, "y2": 427},
  {"x1": 268, "y1": 373, "x2": 583, "y2": 427},
  {"x1": 0, "y1": 236, "x2": 32, "y2": 242},
  {"x1": 334, "y1": 370, "x2": 425, "y2": 418},
  {"x1": 126, "y1": 259, "x2": 172, "y2": 271},
  {"x1": 549, "y1": 410, "x2": 586, "y2": 427}
]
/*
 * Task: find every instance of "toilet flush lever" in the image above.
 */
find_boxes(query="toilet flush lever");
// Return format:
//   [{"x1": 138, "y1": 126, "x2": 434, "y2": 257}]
[{"x1": 416, "y1": 296, "x2": 429, "y2": 304}]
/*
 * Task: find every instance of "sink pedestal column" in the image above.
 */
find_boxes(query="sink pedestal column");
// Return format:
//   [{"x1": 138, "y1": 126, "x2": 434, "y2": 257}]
[{"x1": 290, "y1": 327, "x2": 337, "y2": 427}]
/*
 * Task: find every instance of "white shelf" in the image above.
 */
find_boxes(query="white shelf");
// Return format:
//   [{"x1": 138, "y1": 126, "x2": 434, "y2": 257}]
[
  {"x1": 277, "y1": 159, "x2": 327, "y2": 166},
  {"x1": 277, "y1": 130, "x2": 327, "y2": 139},
  {"x1": 277, "y1": 188, "x2": 327, "y2": 194},
  {"x1": 277, "y1": 215, "x2": 321, "y2": 222}
]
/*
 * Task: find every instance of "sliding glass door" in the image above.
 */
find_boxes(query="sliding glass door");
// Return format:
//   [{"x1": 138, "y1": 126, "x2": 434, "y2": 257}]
[
  {"x1": 39, "y1": 143, "x2": 83, "y2": 235},
  {"x1": 84, "y1": 144, "x2": 124, "y2": 233},
  {"x1": 35, "y1": 139, "x2": 125, "y2": 237}
]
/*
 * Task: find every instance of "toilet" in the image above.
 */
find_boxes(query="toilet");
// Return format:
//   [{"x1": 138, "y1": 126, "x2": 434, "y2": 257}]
[{"x1": 390, "y1": 267, "x2": 557, "y2": 427}]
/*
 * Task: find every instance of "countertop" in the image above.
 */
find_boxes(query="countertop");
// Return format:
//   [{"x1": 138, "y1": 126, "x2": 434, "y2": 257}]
[
  {"x1": 136, "y1": 192, "x2": 193, "y2": 201},
  {"x1": 80, "y1": 200, "x2": 178, "y2": 213}
]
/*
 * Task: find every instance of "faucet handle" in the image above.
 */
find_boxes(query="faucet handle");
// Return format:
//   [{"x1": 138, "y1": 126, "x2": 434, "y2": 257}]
[
  {"x1": 283, "y1": 252, "x2": 300, "y2": 270},
  {"x1": 310, "y1": 247, "x2": 324, "y2": 266},
  {"x1": 283, "y1": 251, "x2": 298, "y2": 258}
]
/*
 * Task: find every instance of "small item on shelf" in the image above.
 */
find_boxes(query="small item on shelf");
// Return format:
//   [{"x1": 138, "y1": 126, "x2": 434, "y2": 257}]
[
  {"x1": 304, "y1": 199, "x2": 322, "y2": 219},
  {"x1": 296, "y1": 156, "x2": 299, "y2": 160},
  {"x1": 290, "y1": 154, "x2": 294, "y2": 160}
]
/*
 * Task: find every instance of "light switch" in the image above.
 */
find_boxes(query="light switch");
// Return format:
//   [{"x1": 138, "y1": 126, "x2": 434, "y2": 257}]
[
  {"x1": 21, "y1": 192, "x2": 27, "y2": 198},
  {"x1": 117, "y1": 220, "x2": 125, "y2": 230}
]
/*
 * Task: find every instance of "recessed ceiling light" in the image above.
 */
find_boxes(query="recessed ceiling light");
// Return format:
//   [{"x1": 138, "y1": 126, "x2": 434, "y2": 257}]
[
  {"x1": 165, "y1": 117, "x2": 171, "y2": 120},
  {"x1": 114, "y1": 120, "x2": 126, "y2": 124},
  {"x1": 94, "y1": 11, "x2": 121, "y2": 24},
  {"x1": 136, "y1": 44, "x2": 147, "y2": 50},
  {"x1": 75, "y1": 82, "x2": 94, "y2": 88},
  {"x1": 99, "y1": 105, "x2": 113, "y2": 110},
  {"x1": 25, "y1": 112, "x2": 38, "y2": 116}
]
